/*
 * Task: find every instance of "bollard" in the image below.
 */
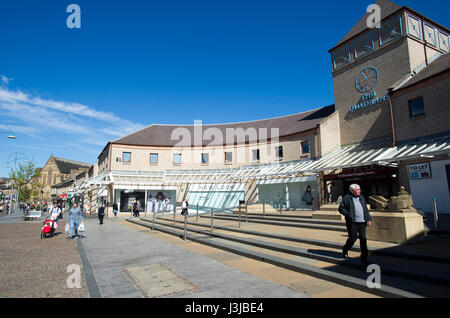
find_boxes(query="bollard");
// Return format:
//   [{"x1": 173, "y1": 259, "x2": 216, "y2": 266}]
[
  {"x1": 152, "y1": 212, "x2": 155, "y2": 231},
  {"x1": 432, "y1": 197, "x2": 439, "y2": 229},
  {"x1": 245, "y1": 203, "x2": 248, "y2": 223},
  {"x1": 263, "y1": 201, "x2": 265, "y2": 217},
  {"x1": 238, "y1": 204, "x2": 241, "y2": 228},
  {"x1": 196, "y1": 204, "x2": 199, "y2": 223},
  {"x1": 173, "y1": 206, "x2": 176, "y2": 224},
  {"x1": 184, "y1": 212, "x2": 187, "y2": 241},
  {"x1": 211, "y1": 209, "x2": 214, "y2": 233}
]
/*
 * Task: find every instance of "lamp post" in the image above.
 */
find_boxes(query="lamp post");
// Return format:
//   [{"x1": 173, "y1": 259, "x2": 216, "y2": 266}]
[
  {"x1": 5, "y1": 152, "x2": 32, "y2": 214},
  {"x1": 0, "y1": 125, "x2": 17, "y2": 139}
]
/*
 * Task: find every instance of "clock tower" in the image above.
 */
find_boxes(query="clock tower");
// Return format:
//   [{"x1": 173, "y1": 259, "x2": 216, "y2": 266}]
[{"x1": 329, "y1": 0, "x2": 449, "y2": 146}]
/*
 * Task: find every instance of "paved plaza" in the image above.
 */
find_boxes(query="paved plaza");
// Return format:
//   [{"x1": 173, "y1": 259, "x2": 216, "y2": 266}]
[{"x1": 1, "y1": 209, "x2": 450, "y2": 298}]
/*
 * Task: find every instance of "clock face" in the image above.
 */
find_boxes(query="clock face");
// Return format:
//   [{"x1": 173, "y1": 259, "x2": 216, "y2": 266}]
[{"x1": 355, "y1": 66, "x2": 379, "y2": 93}]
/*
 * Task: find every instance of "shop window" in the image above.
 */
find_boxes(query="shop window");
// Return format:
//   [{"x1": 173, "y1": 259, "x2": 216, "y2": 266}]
[
  {"x1": 173, "y1": 153, "x2": 181, "y2": 165},
  {"x1": 379, "y1": 15, "x2": 403, "y2": 46},
  {"x1": 275, "y1": 146, "x2": 283, "y2": 159},
  {"x1": 354, "y1": 31, "x2": 374, "y2": 58},
  {"x1": 301, "y1": 141, "x2": 310, "y2": 154},
  {"x1": 333, "y1": 44, "x2": 351, "y2": 69},
  {"x1": 252, "y1": 149, "x2": 260, "y2": 162},
  {"x1": 409, "y1": 97, "x2": 425, "y2": 118},
  {"x1": 201, "y1": 153, "x2": 209, "y2": 164},
  {"x1": 150, "y1": 153, "x2": 158, "y2": 164},
  {"x1": 122, "y1": 152, "x2": 131, "y2": 163},
  {"x1": 225, "y1": 152, "x2": 233, "y2": 164}
]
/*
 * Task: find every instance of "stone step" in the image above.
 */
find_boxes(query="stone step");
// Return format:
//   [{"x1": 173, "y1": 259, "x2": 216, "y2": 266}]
[
  {"x1": 126, "y1": 218, "x2": 425, "y2": 298},
  {"x1": 211, "y1": 212, "x2": 345, "y2": 226},
  {"x1": 199, "y1": 214, "x2": 347, "y2": 232},
  {"x1": 147, "y1": 216, "x2": 450, "y2": 264},
  {"x1": 140, "y1": 217, "x2": 450, "y2": 287}
]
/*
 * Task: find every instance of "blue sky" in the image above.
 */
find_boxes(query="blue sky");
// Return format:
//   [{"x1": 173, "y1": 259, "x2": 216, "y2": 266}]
[{"x1": 0, "y1": 0, "x2": 448, "y2": 177}]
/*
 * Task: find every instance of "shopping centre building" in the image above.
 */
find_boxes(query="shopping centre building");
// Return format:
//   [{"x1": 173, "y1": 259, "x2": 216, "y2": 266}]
[{"x1": 68, "y1": 0, "x2": 449, "y2": 218}]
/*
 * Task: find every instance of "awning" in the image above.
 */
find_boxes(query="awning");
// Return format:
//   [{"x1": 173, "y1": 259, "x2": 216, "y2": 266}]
[
  {"x1": 300, "y1": 134, "x2": 450, "y2": 173},
  {"x1": 97, "y1": 187, "x2": 107, "y2": 197}
]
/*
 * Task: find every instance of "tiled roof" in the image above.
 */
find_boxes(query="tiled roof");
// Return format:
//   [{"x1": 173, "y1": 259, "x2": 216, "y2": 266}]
[
  {"x1": 53, "y1": 157, "x2": 92, "y2": 174},
  {"x1": 112, "y1": 105, "x2": 335, "y2": 147},
  {"x1": 331, "y1": 0, "x2": 402, "y2": 50},
  {"x1": 394, "y1": 52, "x2": 450, "y2": 90}
]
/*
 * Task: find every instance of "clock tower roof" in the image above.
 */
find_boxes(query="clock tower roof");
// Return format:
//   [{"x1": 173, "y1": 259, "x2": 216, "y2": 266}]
[{"x1": 330, "y1": 0, "x2": 402, "y2": 51}]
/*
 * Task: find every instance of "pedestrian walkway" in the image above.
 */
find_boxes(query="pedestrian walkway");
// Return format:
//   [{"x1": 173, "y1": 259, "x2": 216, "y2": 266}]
[{"x1": 78, "y1": 218, "x2": 306, "y2": 298}]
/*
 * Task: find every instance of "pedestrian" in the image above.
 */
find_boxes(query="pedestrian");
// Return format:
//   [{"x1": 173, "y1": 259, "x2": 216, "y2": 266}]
[
  {"x1": 136, "y1": 199, "x2": 141, "y2": 217},
  {"x1": 98, "y1": 204, "x2": 105, "y2": 224},
  {"x1": 67, "y1": 202, "x2": 82, "y2": 240},
  {"x1": 338, "y1": 184, "x2": 372, "y2": 264},
  {"x1": 113, "y1": 202, "x2": 118, "y2": 217},
  {"x1": 301, "y1": 186, "x2": 314, "y2": 207},
  {"x1": 48, "y1": 202, "x2": 62, "y2": 224},
  {"x1": 398, "y1": 185, "x2": 409, "y2": 195},
  {"x1": 181, "y1": 198, "x2": 189, "y2": 216},
  {"x1": 132, "y1": 200, "x2": 138, "y2": 217}
]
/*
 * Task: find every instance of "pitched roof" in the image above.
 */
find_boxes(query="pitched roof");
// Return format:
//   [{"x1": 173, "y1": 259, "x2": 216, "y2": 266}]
[
  {"x1": 53, "y1": 157, "x2": 92, "y2": 174},
  {"x1": 331, "y1": 0, "x2": 402, "y2": 50},
  {"x1": 395, "y1": 52, "x2": 450, "y2": 90},
  {"x1": 112, "y1": 105, "x2": 335, "y2": 147}
]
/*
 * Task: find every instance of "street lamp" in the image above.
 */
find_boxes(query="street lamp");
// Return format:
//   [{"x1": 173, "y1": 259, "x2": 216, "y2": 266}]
[{"x1": 0, "y1": 125, "x2": 16, "y2": 139}]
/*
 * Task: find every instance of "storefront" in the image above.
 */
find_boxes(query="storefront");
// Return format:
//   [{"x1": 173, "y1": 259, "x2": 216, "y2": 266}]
[
  {"x1": 324, "y1": 166, "x2": 398, "y2": 203},
  {"x1": 257, "y1": 176, "x2": 318, "y2": 210},
  {"x1": 188, "y1": 183, "x2": 245, "y2": 211},
  {"x1": 113, "y1": 186, "x2": 176, "y2": 213}
]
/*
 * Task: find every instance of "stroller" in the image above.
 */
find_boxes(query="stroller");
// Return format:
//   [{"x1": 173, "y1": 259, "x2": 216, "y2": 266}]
[{"x1": 41, "y1": 218, "x2": 56, "y2": 239}]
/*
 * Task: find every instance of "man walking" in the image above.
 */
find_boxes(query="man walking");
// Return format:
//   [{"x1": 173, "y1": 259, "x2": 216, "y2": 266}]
[
  {"x1": 98, "y1": 204, "x2": 105, "y2": 224},
  {"x1": 67, "y1": 202, "x2": 82, "y2": 240},
  {"x1": 338, "y1": 184, "x2": 372, "y2": 264}
]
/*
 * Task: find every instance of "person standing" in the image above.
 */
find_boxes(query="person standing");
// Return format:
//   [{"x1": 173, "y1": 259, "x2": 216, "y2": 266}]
[
  {"x1": 67, "y1": 202, "x2": 82, "y2": 240},
  {"x1": 301, "y1": 186, "x2": 314, "y2": 208},
  {"x1": 113, "y1": 202, "x2": 118, "y2": 217},
  {"x1": 133, "y1": 200, "x2": 138, "y2": 217},
  {"x1": 181, "y1": 199, "x2": 189, "y2": 216},
  {"x1": 339, "y1": 184, "x2": 372, "y2": 264},
  {"x1": 98, "y1": 204, "x2": 105, "y2": 224}
]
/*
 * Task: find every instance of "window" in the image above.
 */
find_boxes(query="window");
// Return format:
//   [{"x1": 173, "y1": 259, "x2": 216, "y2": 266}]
[
  {"x1": 150, "y1": 153, "x2": 158, "y2": 164},
  {"x1": 301, "y1": 141, "x2": 310, "y2": 154},
  {"x1": 201, "y1": 153, "x2": 209, "y2": 164},
  {"x1": 379, "y1": 15, "x2": 403, "y2": 46},
  {"x1": 333, "y1": 44, "x2": 351, "y2": 69},
  {"x1": 42, "y1": 175, "x2": 46, "y2": 184},
  {"x1": 275, "y1": 146, "x2": 283, "y2": 159},
  {"x1": 48, "y1": 170, "x2": 52, "y2": 185},
  {"x1": 409, "y1": 97, "x2": 425, "y2": 118},
  {"x1": 252, "y1": 149, "x2": 260, "y2": 162},
  {"x1": 173, "y1": 153, "x2": 181, "y2": 164},
  {"x1": 354, "y1": 31, "x2": 374, "y2": 58},
  {"x1": 53, "y1": 176, "x2": 56, "y2": 185},
  {"x1": 225, "y1": 152, "x2": 233, "y2": 164},
  {"x1": 122, "y1": 152, "x2": 131, "y2": 163}
]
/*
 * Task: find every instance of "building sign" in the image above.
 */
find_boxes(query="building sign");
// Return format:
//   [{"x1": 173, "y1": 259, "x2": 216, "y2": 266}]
[
  {"x1": 408, "y1": 163, "x2": 432, "y2": 180},
  {"x1": 349, "y1": 91, "x2": 388, "y2": 113},
  {"x1": 190, "y1": 183, "x2": 245, "y2": 192},
  {"x1": 349, "y1": 66, "x2": 388, "y2": 113}
]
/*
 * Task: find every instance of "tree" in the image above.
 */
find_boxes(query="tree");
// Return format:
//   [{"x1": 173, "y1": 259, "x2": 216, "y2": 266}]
[{"x1": 9, "y1": 161, "x2": 43, "y2": 202}]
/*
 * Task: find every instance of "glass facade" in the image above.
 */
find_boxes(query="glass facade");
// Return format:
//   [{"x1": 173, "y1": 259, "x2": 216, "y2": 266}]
[
  {"x1": 379, "y1": 15, "x2": 403, "y2": 46},
  {"x1": 354, "y1": 31, "x2": 374, "y2": 58}
]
